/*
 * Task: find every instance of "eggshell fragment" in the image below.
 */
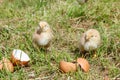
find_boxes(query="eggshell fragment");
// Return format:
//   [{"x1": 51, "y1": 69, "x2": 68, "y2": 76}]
[
  {"x1": 59, "y1": 61, "x2": 77, "y2": 73},
  {"x1": 2, "y1": 57, "x2": 14, "y2": 72},
  {"x1": 77, "y1": 58, "x2": 90, "y2": 72},
  {"x1": 11, "y1": 49, "x2": 30, "y2": 66}
]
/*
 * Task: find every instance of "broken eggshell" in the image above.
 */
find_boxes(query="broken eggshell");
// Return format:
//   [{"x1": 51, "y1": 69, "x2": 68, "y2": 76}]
[
  {"x1": 59, "y1": 61, "x2": 77, "y2": 73},
  {"x1": 2, "y1": 57, "x2": 14, "y2": 72},
  {"x1": 11, "y1": 49, "x2": 30, "y2": 66},
  {"x1": 77, "y1": 58, "x2": 90, "y2": 72}
]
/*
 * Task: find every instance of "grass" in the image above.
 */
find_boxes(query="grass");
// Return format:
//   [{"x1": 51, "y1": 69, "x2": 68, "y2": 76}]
[{"x1": 0, "y1": 0, "x2": 120, "y2": 80}]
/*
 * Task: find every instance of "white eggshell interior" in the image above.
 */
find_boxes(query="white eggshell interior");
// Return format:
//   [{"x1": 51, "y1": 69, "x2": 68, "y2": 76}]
[{"x1": 13, "y1": 49, "x2": 30, "y2": 61}]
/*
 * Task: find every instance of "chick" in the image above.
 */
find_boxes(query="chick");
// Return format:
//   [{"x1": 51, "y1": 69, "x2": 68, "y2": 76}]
[
  {"x1": 79, "y1": 29, "x2": 101, "y2": 53},
  {"x1": 33, "y1": 21, "x2": 53, "y2": 51}
]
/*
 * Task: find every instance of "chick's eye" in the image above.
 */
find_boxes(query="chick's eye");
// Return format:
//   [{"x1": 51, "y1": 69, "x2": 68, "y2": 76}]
[
  {"x1": 92, "y1": 35, "x2": 97, "y2": 37},
  {"x1": 91, "y1": 35, "x2": 93, "y2": 37}
]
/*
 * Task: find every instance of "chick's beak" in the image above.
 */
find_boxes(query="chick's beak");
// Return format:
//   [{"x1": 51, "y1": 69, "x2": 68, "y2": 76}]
[
  {"x1": 85, "y1": 36, "x2": 90, "y2": 42},
  {"x1": 36, "y1": 26, "x2": 42, "y2": 34}
]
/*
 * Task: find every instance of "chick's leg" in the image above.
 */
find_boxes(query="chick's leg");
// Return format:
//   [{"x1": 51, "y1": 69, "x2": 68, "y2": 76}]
[
  {"x1": 44, "y1": 42, "x2": 51, "y2": 53},
  {"x1": 93, "y1": 50, "x2": 97, "y2": 58}
]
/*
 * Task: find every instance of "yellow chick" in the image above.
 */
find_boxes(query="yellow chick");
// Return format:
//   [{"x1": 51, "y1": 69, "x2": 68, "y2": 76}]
[
  {"x1": 79, "y1": 29, "x2": 101, "y2": 52},
  {"x1": 33, "y1": 21, "x2": 53, "y2": 50}
]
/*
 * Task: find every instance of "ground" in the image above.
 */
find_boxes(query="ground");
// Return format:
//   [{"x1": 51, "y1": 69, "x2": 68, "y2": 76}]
[{"x1": 0, "y1": 0, "x2": 120, "y2": 80}]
